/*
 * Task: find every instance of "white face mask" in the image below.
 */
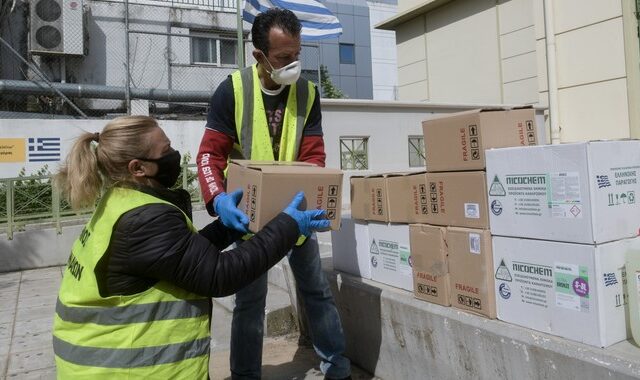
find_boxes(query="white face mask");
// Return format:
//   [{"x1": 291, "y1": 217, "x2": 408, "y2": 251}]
[{"x1": 261, "y1": 52, "x2": 301, "y2": 85}]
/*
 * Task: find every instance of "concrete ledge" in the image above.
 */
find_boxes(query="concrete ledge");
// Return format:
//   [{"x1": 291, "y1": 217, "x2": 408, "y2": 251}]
[{"x1": 326, "y1": 269, "x2": 640, "y2": 380}]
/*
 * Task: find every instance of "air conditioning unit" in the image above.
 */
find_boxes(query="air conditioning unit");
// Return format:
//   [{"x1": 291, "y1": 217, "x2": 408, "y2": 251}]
[{"x1": 30, "y1": 0, "x2": 84, "y2": 55}]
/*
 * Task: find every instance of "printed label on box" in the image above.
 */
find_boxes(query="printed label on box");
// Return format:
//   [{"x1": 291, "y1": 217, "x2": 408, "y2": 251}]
[
  {"x1": 504, "y1": 174, "x2": 548, "y2": 217},
  {"x1": 469, "y1": 233, "x2": 481, "y2": 254},
  {"x1": 511, "y1": 260, "x2": 553, "y2": 308},
  {"x1": 550, "y1": 172, "x2": 583, "y2": 218},
  {"x1": 465, "y1": 203, "x2": 480, "y2": 219},
  {"x1": 376, "y1": 239, "x2": 412, "y2": 276},
  {"x1": 555, "y1": 262, "x2": 590, "y2": 312}
]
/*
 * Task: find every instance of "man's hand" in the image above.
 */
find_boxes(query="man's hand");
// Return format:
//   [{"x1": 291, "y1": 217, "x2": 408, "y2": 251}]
[
  {"x1": 214, "y1": 189, "x2": 249, "y2": 233},
  {"x1": 283, "y1": 191, "x2": 330, "y2": 237}
]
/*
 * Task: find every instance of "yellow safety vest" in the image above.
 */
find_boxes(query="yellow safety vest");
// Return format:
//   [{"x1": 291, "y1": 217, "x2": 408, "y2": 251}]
[
  {"x1": 231, "y1": 65, "x2": 316, "y2": 245},
  {"x1": 231, "y1": 64, "x2": 316, "y2": 161},
  {"x1": 53, "y1": 187, "x2": 210, "y2": 379}
]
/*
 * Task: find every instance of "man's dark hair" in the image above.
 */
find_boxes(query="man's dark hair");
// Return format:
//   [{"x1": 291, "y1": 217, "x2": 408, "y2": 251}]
[{"x1": 251, "y1": 8, "x2": 301, "y2": 55}]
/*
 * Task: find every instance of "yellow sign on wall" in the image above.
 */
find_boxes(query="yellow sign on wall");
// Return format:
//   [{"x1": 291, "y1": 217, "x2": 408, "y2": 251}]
[{"x1": 0, "y1": 139, "x2": 26, "y2": 162}]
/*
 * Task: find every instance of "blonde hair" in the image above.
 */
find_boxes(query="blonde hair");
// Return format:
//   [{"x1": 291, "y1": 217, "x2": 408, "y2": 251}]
[{"x1": 55, "y1": 115, "x2": 159, "y2": 210}]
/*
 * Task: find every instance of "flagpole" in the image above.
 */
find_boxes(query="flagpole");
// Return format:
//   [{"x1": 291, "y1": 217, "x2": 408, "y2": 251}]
[{"x1": 237, "y1": 0, "x2": 245, "y2": 68}]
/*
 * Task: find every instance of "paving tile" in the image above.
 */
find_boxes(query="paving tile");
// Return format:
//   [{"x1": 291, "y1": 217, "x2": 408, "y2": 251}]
[
  {"x1": 21, "y1": 268, "x2": 61, "y2": 281},
  {"x1": 0, "y1": 338, "x2": 10, "y2": 356},
  {"x1": 0, "y1": 322, "x2": 12, "y2": 341},
  {"x1": 19, "y1": 278, "x2": 61, "y2": 291},
  {"x1": 0, "y1": 354, "x2": 7, "y2": 378},
  {"x1": 0, "y1": 272, "x2": 21, "y2": 282},
  {"x1": 0, "y1": 284, "x2": 19, "y2": 295},
  {"x1": 15, "y1": 294, "x2": 57, "y2": 309},
  {"x1": 6, "y1": 347, "x2": 55, "y2": 374},
  {"x1": 0, "y1": 310, "x2": 16, "y2": 325},
  {"x1": 10, "y1": 331, "x2": 52, "y2": 354},
  {"x1": 13, "y1": 317, "x2": 54, "y2": 339},
  {"x1": 16, "y1": 305, "x2": 56, "y2": 322},
  {"x1": 6, "y1": 366, "x2": 56, "y2": 379}
]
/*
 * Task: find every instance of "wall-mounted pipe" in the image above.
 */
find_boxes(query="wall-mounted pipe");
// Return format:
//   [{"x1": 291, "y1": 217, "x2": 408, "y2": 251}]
[
  {"x1": 0, "y1": 79, "x2": 212, "y2": 102},
  {"x1": 543, "y1": 0, "x2": 560, "y2": 144}
]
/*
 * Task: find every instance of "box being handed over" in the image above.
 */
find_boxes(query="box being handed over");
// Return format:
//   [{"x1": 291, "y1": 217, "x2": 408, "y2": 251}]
[{"x1": 226, "y1": 160, "x2": 343, "y2": 232}]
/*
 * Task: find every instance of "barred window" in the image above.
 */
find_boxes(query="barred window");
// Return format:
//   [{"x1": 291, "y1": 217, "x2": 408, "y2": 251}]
[
  {"x1": 340, "y1": 137, "x2": 368, "y2": 170},
  {"x1": 408, "y1": 136, "x2": 425, "y2": 168},
  {"x1": 191, "y1": 35, "x2": 237, "y2": 66}
]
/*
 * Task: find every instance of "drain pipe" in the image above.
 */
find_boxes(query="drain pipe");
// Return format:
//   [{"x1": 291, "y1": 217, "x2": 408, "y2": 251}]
[{"x1": 543, "y1": 0, "x2": 560, "y2": 144}]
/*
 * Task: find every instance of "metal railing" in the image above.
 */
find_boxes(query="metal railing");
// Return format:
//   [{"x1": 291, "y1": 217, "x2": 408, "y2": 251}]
[{"x1": 1, "y1": 164, "x2": 203, "y2": 239}]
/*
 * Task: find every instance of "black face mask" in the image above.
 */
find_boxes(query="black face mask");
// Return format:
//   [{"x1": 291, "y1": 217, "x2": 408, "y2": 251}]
[{"x1": 138, "y1": 150, "x2": 181, "y2": 188}]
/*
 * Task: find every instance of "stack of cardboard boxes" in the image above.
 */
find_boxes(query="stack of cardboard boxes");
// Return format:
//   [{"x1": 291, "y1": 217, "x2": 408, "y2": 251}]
[
  {"x1": 487, "y1": 141, "x2": 640, "y2": 347},
  {"x1": 332, "y1": 108, "x2": 539, "y2": 319},
  {"x1": 410, "y1": 108, "x2": 539, "y2": 319}
]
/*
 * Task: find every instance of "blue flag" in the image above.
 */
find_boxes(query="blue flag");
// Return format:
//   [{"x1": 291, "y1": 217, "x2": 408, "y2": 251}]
[{"x1": 243, "y1": 0, "x2": 342, "y2": 41}]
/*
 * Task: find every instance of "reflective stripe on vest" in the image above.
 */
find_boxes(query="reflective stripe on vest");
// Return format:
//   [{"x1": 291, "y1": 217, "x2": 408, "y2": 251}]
[
  {"x1": 53, "y1": 187, "x2": 210, "y2": 379},
  {"x1": 53, "y1": 335, "x2": 210, "y2": 368},
  {"x1": 55, "y1": 297, "x2": 210, "y2": 325},
  {"x1": 231, "y1": 64, "x2": 315, "y2": 161}
]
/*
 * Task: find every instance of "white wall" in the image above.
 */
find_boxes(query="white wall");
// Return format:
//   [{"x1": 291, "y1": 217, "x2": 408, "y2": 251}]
[
  {"x1": 391, "y1": 0, "x2": 638, "y2": 142},
  {"x1": 368, "y1": 1, "x2": 399, "y2": 100}
]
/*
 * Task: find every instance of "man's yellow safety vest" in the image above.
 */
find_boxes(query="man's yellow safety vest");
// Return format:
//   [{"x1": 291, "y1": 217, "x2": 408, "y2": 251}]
[
  {"x1": 231, "y1": 64, "x2": 316, "y2": 161},
  {"x1": 53, "y1": 187, "x2": 211, "y2": 379}
]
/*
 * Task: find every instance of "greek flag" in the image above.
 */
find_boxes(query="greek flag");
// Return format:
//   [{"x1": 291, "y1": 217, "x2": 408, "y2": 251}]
[{"x1": 243, "y1": 0, "x2": 342, "y2": 41}]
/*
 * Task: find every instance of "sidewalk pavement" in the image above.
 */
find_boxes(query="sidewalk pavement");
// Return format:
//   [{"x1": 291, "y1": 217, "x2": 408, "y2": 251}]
[{"x1": 0, "y1": 266, "x2": 377, "y2": 379}]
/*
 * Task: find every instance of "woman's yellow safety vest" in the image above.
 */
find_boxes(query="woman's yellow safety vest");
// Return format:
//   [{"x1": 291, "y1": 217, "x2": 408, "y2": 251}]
[
  {"x1": 231, "y1": 64, "x2": 316, "y2": 245},
  {"x1": 53, "y1": 187, "x2": 211, "y2": 379}
]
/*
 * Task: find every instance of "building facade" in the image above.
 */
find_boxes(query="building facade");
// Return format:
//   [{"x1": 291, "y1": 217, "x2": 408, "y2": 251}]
[{"x1": 378, "y1": 0, "x2": 640, "y2": 142}]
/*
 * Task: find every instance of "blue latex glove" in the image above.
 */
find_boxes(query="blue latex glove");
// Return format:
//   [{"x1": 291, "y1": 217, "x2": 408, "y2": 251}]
[
  {"x1": 214, "y1": 189, "x2": 249, "y2": 233},
  {"x1": 284, "y1": 191, "x2": 331, "y2": 237}
]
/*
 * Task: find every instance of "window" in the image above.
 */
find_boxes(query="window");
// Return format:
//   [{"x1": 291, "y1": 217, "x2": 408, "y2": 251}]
[
  {"x1": 191, "y1": 34, "x2": 237, "y2": 66},
  {"x1": 408, "y1": 136, "x2": 426, "y2": 168},
  {"x1": 339, "y1": 43, "x2": 355, "y2": 64},
  {"x1": 340, "y1": 137, "x2": 368, "y2": 170}
]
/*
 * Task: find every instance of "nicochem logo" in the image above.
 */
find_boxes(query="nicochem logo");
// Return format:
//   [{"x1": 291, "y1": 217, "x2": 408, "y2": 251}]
[
  {"x1": 499, "y1": 283, "x2": 511, "y2": 299},
  {"x1": 371, "y1": 256, "x2": 378, "y2": 268},
  {"x1": 489, "y1": 175, "x2": 506, "y2": 196},
  {"x1": 491, "y1": 200, "x2": 503, "y2": 216},
  {"x1": 494, "y1": 259, "x2": 512, "y2": 282},
  {"x1": 370, "y1": 239, "x2": 379, "y2": 254}
]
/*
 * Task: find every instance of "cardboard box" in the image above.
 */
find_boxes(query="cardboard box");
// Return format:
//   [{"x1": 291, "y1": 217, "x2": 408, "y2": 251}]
[
  {"x1": 368, "y1": 222, "x2": 413, "y2": 291},
  {"x1": 407, "y1": 172, "x2": 429, "y2": 223},
  {"x1": 331, "y1": 212, "x2": 371, "y2": 279},
  {"x1": 487, "y1": 141, "x2": 640, "y2": 244},
  {"x1": 410, "y1": 224, "x2": 450, "y2": 306},
  {"x1": 447, "y1": 227, "x2": 496, "y2": 318},
  {"x1": 226, "y1": 160, "x2": 343, "y2": 232},
  {"x1": 422, "y1": 107, "x2": 538, "y2": 172},
  {"x1": 350, "y1": 176, "x2": 367, "y2": 220},
  {"x1": 422, "y1": 171, "x2": 489, "y2": 228},
  {"x1": 365, "y1": 174, "x2": 389, "y2": 222},
  {"x1": 493, "y1": 236, "x2": 633, "y2": 347},
  {"x1": 386, "y1": 172, "x2": 420, "y2": 223}
]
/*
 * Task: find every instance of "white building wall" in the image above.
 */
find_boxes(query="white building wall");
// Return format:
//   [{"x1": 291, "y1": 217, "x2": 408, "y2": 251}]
[
  {"x1": 391, "y1": 0, "x2": 637, "y2": 142},
  {"x1": 368, "y1": 1, "x2": 399, "y2": 100}
]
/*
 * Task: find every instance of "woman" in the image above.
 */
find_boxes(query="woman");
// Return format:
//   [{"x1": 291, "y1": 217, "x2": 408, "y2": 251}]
[{"x1": 52, "y1": 115, "x2": 328, "y2": 379}]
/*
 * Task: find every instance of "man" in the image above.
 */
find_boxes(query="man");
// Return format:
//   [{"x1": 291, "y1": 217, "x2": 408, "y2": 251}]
[{"x1": 197, "y1": 8, "x2": 351, "y2": 380}]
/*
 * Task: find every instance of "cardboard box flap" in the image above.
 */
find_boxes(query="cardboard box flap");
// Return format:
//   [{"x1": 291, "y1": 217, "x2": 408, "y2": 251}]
[
  {"x1": 230, "y1": 159, "x2": 317, "y2": 167},
  {"x1": 229, "y1": 159, "x2": 341, "y2": 175},
  {"x1": 424, "y1": 108, "x2": 514, "y2": 123}
]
